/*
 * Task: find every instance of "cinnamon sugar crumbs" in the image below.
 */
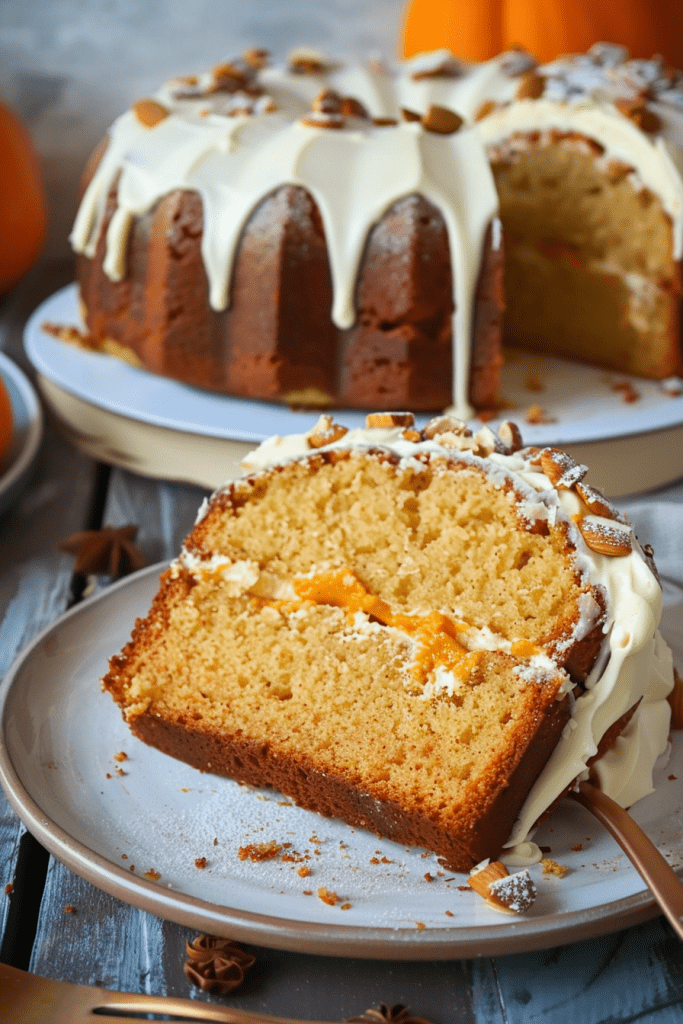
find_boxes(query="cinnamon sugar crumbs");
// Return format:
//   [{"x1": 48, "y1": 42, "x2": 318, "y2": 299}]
[
  {"x1": 612, "y1": 381, "x2": 640, "y2": 403},
  {"x1": 541, "y1": 858, "x2": 568, "y2": 877},
  {"x1": 143, "y1": 868, "x2": 161, "y2": 881},
  {"x1": 317, "y1": 887, "x2": 340, "y2": 906},
  {"x1": 524, "y1": 372, "x2": 545, "y2": 392},
  {"x1": 195, "y1": 857, "x2": 208, "y2": 869},
  {"x1": 63, "y1": 905, "x2": 77, "y2": 914},
  {"x1": 525, "y1": 404, "x2": 557, "y2": 424},
  {"x1": 4, "y1": 883, "x2": 13, "y2": 895},
  {"x1": 113, "y1": 751, "x2": 128, "y2": 762},
  {"x1": 238, "y1": 841, "x2": 282, "y2": 861}
]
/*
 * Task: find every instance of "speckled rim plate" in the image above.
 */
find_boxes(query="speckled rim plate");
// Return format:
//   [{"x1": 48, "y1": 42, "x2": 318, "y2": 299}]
[
  {"x1": 1, "y1": 564, "x2": 682, "y2": 959},
  {"x1": 0, "y1": 351, "x2": 44, "y2": 518},
  {"x1": 24, "y1": 284, "x2": 683, "y2": 447}
]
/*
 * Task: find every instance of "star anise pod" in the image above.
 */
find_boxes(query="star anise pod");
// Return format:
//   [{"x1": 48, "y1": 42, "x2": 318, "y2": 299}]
[
  {"x1": 347, "y1": 1006, "x2": 434, "y2": 1024},
  {"x1": 59, "y1": 525, "x2": 146, "y2": 579},
  {"x1": 184, "y1": 934, "x2": 256, "y2": 995}
]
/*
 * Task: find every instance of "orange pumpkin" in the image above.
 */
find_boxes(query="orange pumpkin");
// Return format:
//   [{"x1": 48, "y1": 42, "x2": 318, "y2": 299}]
[
  {"x1": 0, "y1": 100, "x2": 46, "y2": 295},
  {"x1": 401, "y1": 0, "x2": 683, "y2": 68}
]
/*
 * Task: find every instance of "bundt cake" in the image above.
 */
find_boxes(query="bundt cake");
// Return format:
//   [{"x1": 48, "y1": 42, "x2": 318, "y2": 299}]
[
  {"x1": 70, "y1": 52, "x2": 503, "y2": 416},
  {"x1": 102, "y1": 412, "x2": 673, "y2": 870},
  {"x1": 402, "y1": 42, "x2": 683, "y2": 380},
  {"x1": 70, "y1": 43, "x2": 683, "y2": 418}
]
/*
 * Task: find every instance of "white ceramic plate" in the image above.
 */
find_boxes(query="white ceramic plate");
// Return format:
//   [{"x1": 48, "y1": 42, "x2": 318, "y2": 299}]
[
  {"x1": 1, "y1": 564, "x2": 682, "y2": 959},
  {"x1": 0, "y1": 352, "x2": 44, "y2": 518},
  {"x1": 24, "y1": 284, "x2": 683, "y2": 447}
]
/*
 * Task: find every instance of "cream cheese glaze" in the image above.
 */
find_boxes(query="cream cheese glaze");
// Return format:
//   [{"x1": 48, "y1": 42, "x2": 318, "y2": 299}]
[{"x1": 217, "y1": 418, "x2": 673, "y2": 860}]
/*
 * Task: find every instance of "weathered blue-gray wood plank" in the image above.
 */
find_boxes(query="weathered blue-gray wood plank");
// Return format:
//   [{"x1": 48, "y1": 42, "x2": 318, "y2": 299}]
[
  {"x1": 1, "y1": 266, "x2": 98, "y2": 952},
  {"x1": 482, "y1": 918, "x2": 683, "y2": 1024}
]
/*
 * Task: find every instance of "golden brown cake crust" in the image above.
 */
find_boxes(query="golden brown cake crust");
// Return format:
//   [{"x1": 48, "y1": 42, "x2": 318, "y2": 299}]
[{"x1": 77, "y1": 174, "x2": 504, "y2": 412}]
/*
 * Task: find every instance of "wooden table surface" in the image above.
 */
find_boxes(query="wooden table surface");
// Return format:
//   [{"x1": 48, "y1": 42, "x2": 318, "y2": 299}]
[{"x1": 1, "y1": 264, "x2": 683, "y2": 1024}]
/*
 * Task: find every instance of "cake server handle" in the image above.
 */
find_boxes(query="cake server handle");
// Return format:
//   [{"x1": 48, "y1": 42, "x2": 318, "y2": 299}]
[{"x1": 568, "y1": 780, "x2": 683, "y2": 941}]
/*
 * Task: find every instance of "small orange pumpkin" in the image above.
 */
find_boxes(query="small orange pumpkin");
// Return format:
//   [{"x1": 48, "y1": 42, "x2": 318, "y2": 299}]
[
  {"x1": 0, "y1": 100, "x2": 46, "y2": 295},
  {"x1": 401, "y1": 0, "x2": 683, "y2": 68}
]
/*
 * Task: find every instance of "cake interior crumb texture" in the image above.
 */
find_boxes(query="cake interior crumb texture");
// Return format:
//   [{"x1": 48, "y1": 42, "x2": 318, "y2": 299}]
[{"x1": 104, "y1": 450, "x2": 599, "y2": 869}]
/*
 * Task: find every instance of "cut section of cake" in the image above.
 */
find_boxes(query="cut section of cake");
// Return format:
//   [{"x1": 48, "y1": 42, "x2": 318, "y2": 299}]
[{"x1": 102, "y1": 413, "x2": 673, "y2": 870}]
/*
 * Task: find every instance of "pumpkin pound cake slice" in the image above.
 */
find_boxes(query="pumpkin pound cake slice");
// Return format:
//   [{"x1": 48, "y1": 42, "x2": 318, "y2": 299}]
[{"x1": 103, "y1": 414, "x2": 673, "y2": 871}]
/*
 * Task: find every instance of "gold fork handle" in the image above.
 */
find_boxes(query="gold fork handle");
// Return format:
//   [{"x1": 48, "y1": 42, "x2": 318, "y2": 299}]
[
  {"x1": 2, "y1": 962, "x2": 337, "y2": 1024},
  {"x1": 92, "y1": 990, "x2": 332, "y2": 1023},
  {"x1": 568, "y1": 780, "x2": 683, "y2": 941}
]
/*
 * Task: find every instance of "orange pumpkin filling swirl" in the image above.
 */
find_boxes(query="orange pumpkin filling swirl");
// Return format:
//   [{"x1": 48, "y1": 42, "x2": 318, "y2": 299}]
[{"x1": 291, "y1": 569, "x2": 481, "y2": 685}]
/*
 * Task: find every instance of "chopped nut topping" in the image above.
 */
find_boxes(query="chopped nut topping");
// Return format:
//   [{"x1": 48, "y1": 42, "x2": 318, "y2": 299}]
[
  {"x1": 422, "y1": 414, "x2": 470, "y2": 440},
  {"x1": 243, "y1": 48, "x2": 269, "y2": 69},
  {"x1": 307, "y1": 414, "x2": 349, "y2": 448},
  {"x1": 576, "y1": 516, "x2": 633, "y2": 556},
  {"x1": 312, "y1": 89, "x2": 344, "y2": 115},
  {"x1": 341, "y1": 95, "x2": 370, "y2": 118},
  {"x1": 421, "y1": 105, "x2": 464, "y2": 135},
  {"x1": 473, "y1": 99, "x2": 499, "y2": 121},
  {"x1": 300, "y1": 112, "x2": 345, "y2": 129},
  {"x1": 614, "y1": 98, "x2": 661, "y2": 133},
  {"x1": 365, "y1": 412, "x2": 415, "y2": 429},
  {"x1": 288, "y1": 47, "x2": 333, "y2": 75},
  {"x1": 409, "y1": 52, "x2": 464, "y2": 80},
  {"x1": 497, "y1": 420, "x2": 524, "y2": 453},
  {"x1": 469, "y1": 860, "x2": 537, "y2": 913},
  {"x1": 575, "y1": 482, "x2": 626, "y2": 522},
  {"x1": 539, "y1": 448, "x2": 588, "y2": 489},
  {"x1": 132, "y1": 99, "x2": 170, "y2": 128},
  {"x1": 516, "y1": 71, "x2": 545, "y2": 100}
]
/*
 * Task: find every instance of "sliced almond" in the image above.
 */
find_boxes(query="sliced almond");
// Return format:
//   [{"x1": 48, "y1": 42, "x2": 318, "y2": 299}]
[
  {"x1": 473, "y1": 99, "x2": 499, "y2": 121},
  {"x1": 243, "y1": 48, "x2": 269, "y2": 69},
  {"x1": 422, "y1": 105, "x2": 464, "y2": 135},
  {"x1": 575, "y1": 482, "x2": 626, "y2": 522},
  {"x1": 614, "y1": 98, "x2": 661, "y2": 133},
  {"x1": 540, "y1": 448, "x2": 587, "y2": 489},
  {"x1": 365, "y1": 412, "x2": 415, "y2": 429},
  {"x1": 210, "y1": 62, "x2": 250, "y2": 91},
  {"x1": 312, "y1": 89, "x2": 343, "y2": 115},
  {"x1": 307, "y1": 415, "x2": 348, "y2": 449},
  {"x1": 422, "y1": 415, "x2": 469, "y2": 440},
  {"x1": 132, "y1": 99, "x2": 170, "y2": 128},
  {"x1": 300, "y1": 113, "x2": 345, "y2": 130},
  {"x1": 288, "y1": 47, "x2": 331, "y2": 75},
  {"x1": 341, "y1": 96, "x2": 369, "y2": 119},
  {"x1": 469, "y1": 861, "x2": 537, "y2": 914},
  {"x1": 401, "y1": 107, "x2": 422, "y2": 122},
  {"x1": 497, "y1": 420, "x2": 524, "y2": 453},
  {"x1": 515, "y1": 71, "x2": 545, "y2": 100},
  {"x1": 577, "y1": 516, "x2": 633, "y2": 556}
]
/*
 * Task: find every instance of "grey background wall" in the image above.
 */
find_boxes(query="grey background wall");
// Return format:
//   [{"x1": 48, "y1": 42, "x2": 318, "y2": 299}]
[{"x1": 0, "y1": 0, "x2": 407, "y2": 263}]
